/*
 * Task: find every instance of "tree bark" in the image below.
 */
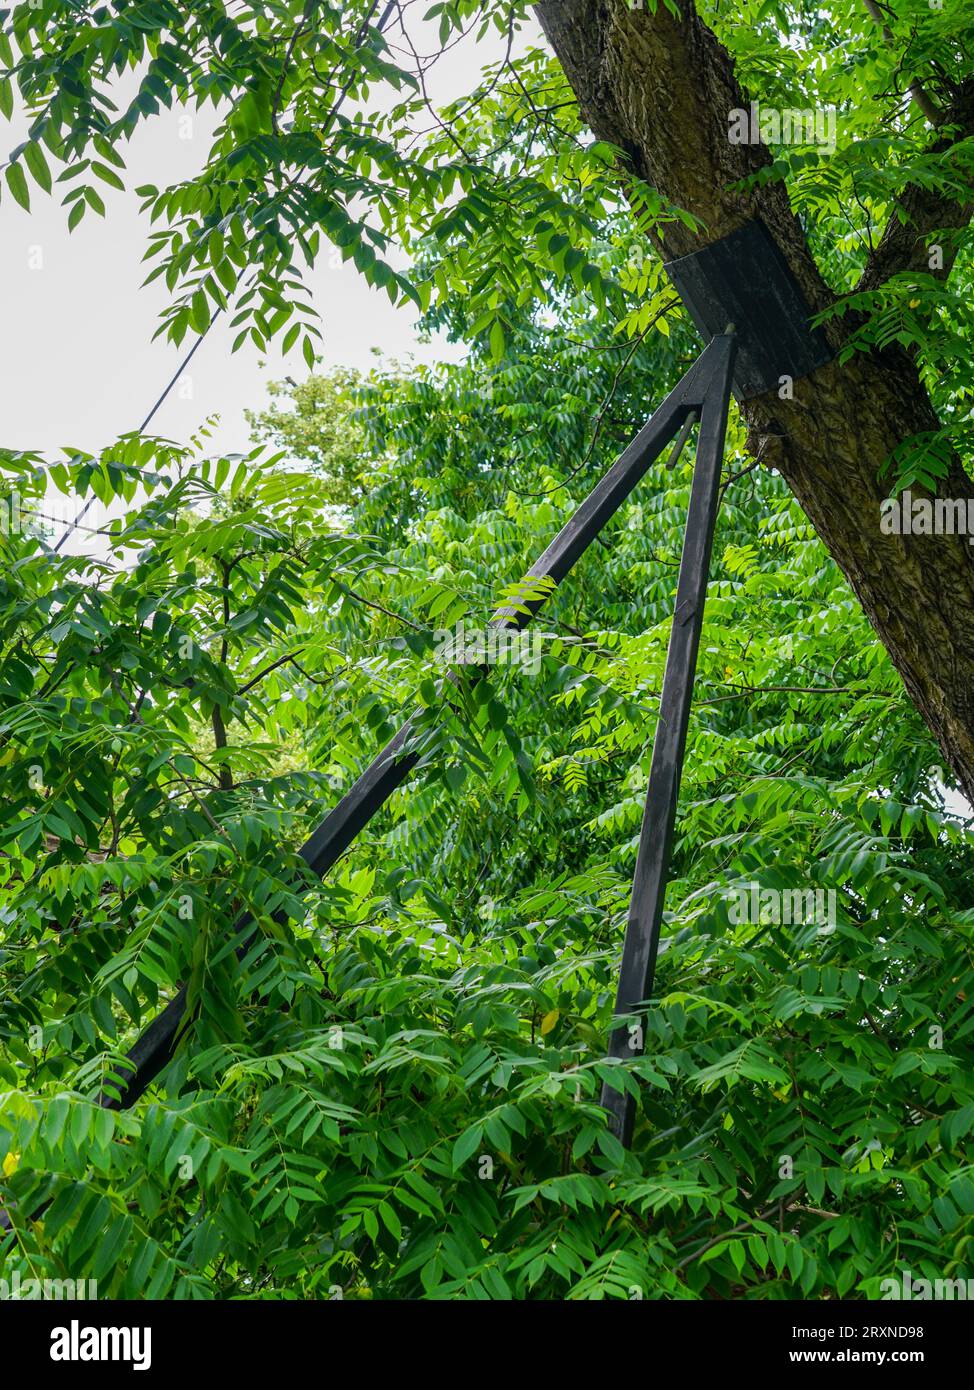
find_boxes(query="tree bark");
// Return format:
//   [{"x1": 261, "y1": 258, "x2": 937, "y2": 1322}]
[{"x1": 536, "y1": 0, "x2": 974, "y2": 803}]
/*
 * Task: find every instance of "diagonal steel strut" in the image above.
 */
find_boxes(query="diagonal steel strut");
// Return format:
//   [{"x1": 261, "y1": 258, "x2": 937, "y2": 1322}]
[
  {"x1": 99, "y1": 333, "x2": 737, "y2": 1113},
  {"x1": 601, "y1": 331, "x2": 736, "y2": 1146}
]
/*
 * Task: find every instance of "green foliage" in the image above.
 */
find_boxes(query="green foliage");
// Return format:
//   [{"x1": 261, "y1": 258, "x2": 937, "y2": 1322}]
[
  {"x1": 247, "y1": 367, "x2": 369, "y2": 507},
  {"x1": 4, "y1": 0, "x2": 973, "y2": 492},
  {"x1": 3, "y1": 269, "x2": 974, "y2": 1296},
  {"x1": 2, "y1": 0, "x2": 974, "y2": 1301}
]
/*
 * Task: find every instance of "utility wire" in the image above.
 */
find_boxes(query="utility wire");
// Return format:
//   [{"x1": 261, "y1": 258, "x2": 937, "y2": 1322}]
[
  {"x1": 53, "y1": 0, "x2": 397, "y2": 553},
  {"x1": 53, "y1": 314, "x2": 217, "y2": 552}
]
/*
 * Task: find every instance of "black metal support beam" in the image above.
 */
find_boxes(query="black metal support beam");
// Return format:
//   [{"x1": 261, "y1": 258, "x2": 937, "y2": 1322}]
[
  {"x1": 601, "y1": 332, "x2": 736, "y2": 1146},
  {"x1": 99, "y1": 334, "x2": 735, "y2": 1113}
]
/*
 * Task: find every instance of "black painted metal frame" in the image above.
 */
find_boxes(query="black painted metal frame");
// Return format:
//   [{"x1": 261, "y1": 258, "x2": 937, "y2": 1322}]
[
  {"x1": 601, "y1": 331, "x2": 735, "y2": 1145},
  {"x1": 664, "y1": 220, "x2": 829, "y2": 399},
  {"x1": 98, "y1": 333, "x2": 737, "y2": 1152}
]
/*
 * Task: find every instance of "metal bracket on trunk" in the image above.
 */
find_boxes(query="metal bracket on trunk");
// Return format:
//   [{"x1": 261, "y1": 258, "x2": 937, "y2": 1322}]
[{"x1": 664, "y1": 219, "x2": 831, "y2": 400}]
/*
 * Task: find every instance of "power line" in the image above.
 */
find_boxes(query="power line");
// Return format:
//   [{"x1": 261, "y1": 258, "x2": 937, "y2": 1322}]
[
  {"x1": 53, "y1": 0, "x2": 398, "y2": 554},
  {"x1": 53, "y1": 314, "x2": 218, "y2": 552}
]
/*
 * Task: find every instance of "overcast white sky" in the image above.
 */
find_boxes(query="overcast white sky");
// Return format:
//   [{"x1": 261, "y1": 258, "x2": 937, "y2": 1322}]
[{"x1": 0, "y1": 13, "x2": 541, "y2": 466}]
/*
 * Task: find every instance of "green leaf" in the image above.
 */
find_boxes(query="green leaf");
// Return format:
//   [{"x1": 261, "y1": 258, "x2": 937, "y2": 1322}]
[
  {"x1": 452, "y1": 1123, "x2": 483, "y2": 1170},
  {"x1": 489, "y1": 318, "x2": 505, "y2": 362},
  {"x1": 24, "y1": 142, "x2": 52, "y2": 195},
  {"x1": 5, "y1": 162, "x2": 30, "y2": 210}
]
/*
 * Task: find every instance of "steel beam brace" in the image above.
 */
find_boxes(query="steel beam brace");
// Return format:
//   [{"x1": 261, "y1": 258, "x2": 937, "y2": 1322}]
[
  {"x1": 601, "y1": 332, "x2": 736, "y2": 1146},
  {"x1": 99, "y1": 334, "x2": 737, "y2": 1112}
]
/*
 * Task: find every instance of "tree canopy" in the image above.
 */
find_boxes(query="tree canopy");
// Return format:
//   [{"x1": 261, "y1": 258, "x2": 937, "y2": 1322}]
[{"x1": 1, "y1": 0, "x2": 973, "y2": 1300}]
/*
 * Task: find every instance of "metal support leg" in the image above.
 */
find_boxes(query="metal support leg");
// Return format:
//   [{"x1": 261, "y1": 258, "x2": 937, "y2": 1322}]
[
  {"x1": 601, "y1": 332, "x2": 737, "y2": 1146},
  {"x1": 97, "y1": 335, "x2": 737, "y2": 1112}
]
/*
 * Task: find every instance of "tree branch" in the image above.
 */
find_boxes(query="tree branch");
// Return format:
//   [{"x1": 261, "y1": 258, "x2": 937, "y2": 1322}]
[
  {"x1": 861, "y1": 0, "x2": 942, "y2": 124},
  {"x1": 858, "y1": 76, "x2": 974, "y2": 291}
]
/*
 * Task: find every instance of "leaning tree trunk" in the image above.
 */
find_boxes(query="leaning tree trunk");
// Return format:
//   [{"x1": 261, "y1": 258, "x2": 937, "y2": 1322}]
[{"x1": 536, "y1": 0, "x2": 974, "y2": 803}]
